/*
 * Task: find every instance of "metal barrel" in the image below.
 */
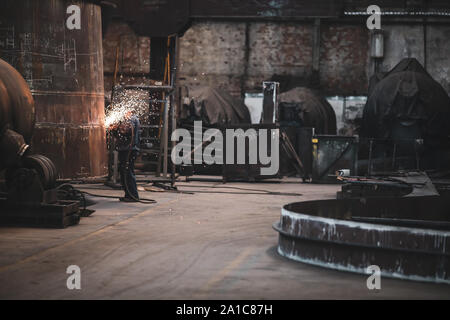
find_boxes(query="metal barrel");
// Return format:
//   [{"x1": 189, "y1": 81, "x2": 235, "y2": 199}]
[{"x1": 0, "y1": 0, "x2": 107, "y2": 179}]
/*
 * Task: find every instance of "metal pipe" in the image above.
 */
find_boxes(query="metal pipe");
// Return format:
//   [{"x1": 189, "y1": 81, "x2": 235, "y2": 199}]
[{"x1": 368, "y1": 139, "x2": 374, "y2": 176}]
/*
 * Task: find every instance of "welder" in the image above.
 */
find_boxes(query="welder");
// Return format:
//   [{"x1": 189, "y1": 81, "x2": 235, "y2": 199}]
[{"x1": 109, "y1": 111, "x2": 141, "y2": 202}]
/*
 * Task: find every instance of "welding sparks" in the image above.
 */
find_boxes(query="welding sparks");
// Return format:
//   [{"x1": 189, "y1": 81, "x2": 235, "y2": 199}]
[
  {"x1": 105, "y1": 109, "x2": 127, "y2": 127},
  {"x1": 105, "y1": 86, "x2": 156, "y2": 128}
]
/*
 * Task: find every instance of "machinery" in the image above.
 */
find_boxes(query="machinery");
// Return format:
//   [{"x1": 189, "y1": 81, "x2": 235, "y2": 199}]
[
  {"x1": 361, "y1": 58, "x2": 450, "y2": 173},
  {"x1": 0, "y1": 58, "x2": 80, "y2": 228},
  {"x1": 0, "y1": 58, "x2": 34, "y2": 170}
]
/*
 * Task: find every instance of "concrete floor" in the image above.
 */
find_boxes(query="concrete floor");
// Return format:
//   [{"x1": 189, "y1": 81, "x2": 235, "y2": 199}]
[{"x1": 0, "y1": 178, "x2": 449, "y2": 299}]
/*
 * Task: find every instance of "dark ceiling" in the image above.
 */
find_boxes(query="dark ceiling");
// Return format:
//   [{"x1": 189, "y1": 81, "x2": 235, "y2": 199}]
[{"x1": 99, "y1": 0, "x2": 450, "y2": 37}]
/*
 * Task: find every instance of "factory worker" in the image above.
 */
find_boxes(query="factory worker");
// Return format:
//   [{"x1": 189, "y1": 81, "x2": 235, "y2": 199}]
[{"x1": 109, "y1": 110, "x2": 141, "y2": 202}]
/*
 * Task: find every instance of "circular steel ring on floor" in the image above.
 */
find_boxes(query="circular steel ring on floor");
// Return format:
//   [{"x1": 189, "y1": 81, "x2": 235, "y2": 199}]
[{"x1": 273, "y1": 197, "x2": 450, "y2": 284}]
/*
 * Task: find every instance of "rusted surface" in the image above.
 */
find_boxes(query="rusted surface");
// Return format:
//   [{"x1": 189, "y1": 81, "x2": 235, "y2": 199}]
[
  {"x1": 0, "y1": 58, "x2": 35, "y2": 144},
  {"x1": 274, "y1": 197, "x2": 450, "y2": 283},
  {"x1": 0, "y1": 58, "x2": 35, "y2": 169},
  {"x1": 178, "y1": 20, "x2": 371, "y2": 97},
  {"x1": 102, "y1": 21, "x2": 151, "y2": 96},
  {"x1": 423, "y1": 25, "x2": 450, "y2": 95},
  {"x1": 178, "y1": 21, "x2": 315, "y2": 98},
  {"x1": 319, "y1": 23, "x2": 369, "y2": 96},
  {"x1": 247, "y1": 22, "x2": 313, "y2": 93},
  {"x1": 0, "y1": 0, "x2": 107, "y2": 178},
  {"x1": 178, "y1": 21, "x2": 247, "y2": 97}
]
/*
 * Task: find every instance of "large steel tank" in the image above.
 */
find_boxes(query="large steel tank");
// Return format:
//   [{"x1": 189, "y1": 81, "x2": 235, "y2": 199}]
[
  {"x1": 0, "y1": 0, "x2": 107, "y2": 178},
  {"x1": 0, "y1": 58, "x2": 35, "y2": 170}
]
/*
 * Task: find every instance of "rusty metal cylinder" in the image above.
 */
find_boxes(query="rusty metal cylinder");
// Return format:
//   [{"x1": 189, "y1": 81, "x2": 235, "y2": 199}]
[
  {"x1": 0, "y1": 58, "x2": 35, "y2": 170},
  {"x1": 0, "y1": 0, "x2": 107, "y2": 178}
]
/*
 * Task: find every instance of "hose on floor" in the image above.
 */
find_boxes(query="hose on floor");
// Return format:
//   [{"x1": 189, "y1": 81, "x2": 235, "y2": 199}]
[
  {"x1": 121, "y1": 164, "x2": 156, "y2": 204},
  {"x1": 57, "y1": 181, "x2": 156, "y2": 204}
]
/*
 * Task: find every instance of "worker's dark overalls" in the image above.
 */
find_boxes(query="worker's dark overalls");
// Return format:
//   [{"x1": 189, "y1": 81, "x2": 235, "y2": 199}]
[{"x1": 115, "y1": 116, "x2": 140, "y2": 201}]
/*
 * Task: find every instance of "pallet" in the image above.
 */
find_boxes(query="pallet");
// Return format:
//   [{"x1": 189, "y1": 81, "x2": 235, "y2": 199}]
[{"x1": 0, "y1": 199, "x2": 80, "y2": 228}]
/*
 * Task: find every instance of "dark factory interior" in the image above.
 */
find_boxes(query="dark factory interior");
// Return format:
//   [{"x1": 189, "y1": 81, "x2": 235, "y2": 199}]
[{"x1": 1, "y1": 0, "x2": 450, "y2": 302}]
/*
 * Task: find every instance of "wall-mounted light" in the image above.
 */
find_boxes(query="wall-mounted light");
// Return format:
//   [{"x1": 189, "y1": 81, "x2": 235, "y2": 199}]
[{"x1": 370, "y1": 29, "x2": 384, "y2": 59}]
